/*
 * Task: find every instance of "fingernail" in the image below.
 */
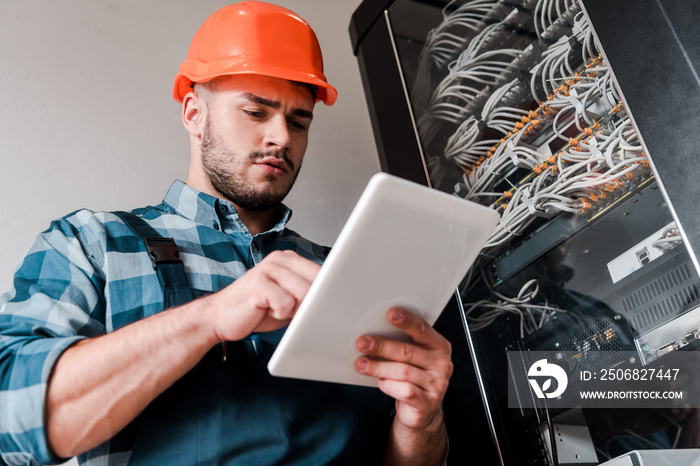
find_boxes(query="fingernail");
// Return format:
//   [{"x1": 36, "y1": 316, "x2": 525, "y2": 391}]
[
  {"x1": 358, "y1": 336, "x2": 372, "y2": 352},
  {"x1": 356, "y1": 357, "x2": 369, "y2": 373},
  {"x1": 390, "y1": 308, "x2": 406, "y2": 323}
]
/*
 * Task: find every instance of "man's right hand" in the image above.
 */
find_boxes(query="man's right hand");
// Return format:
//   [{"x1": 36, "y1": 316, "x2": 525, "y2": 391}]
[
  {"x1": 46, "y1": 249, "x2": 320, "y2": 458},
  {"x1": 205, "y1": 250, "x2": 321, "y2": 341}
]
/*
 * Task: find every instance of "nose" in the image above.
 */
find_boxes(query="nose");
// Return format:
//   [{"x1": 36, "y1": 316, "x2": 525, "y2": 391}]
[{"x1": 264, "y1": 115, "x2": 291, "y2": 151}]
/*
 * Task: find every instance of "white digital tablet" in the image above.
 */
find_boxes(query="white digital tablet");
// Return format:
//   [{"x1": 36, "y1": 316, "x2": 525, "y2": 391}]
[{"x1": 267, "y1": 172, "x2": 500, "y2": 387}]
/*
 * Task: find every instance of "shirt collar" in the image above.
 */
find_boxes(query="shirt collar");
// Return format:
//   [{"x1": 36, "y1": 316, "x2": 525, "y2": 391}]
[{"x1": 162, "y1": 180, "x2": 292, "y2": 236}]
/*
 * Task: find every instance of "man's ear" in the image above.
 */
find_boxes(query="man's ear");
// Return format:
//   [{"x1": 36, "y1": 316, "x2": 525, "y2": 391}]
[{"x1": 182, "y1": 91, "x2": 205, "y2": 137}]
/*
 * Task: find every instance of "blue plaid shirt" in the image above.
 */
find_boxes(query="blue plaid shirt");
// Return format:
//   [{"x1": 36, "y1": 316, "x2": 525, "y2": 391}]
[{"x1": 0, "y1": 180, "x2": 393, "y2": 465}]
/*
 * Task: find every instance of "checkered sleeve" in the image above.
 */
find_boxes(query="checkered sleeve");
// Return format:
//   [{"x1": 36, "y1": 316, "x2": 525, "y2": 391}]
[{"x1": 0, "y1": 210, "x2": 107, "y2": 465}]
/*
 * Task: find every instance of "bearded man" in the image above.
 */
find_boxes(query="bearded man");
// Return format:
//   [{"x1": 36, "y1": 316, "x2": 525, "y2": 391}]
[{"x1": 0, "y1": 3, "x2": 452, "y2": 465}]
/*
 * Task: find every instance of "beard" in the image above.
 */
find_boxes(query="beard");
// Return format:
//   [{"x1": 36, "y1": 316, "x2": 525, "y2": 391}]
[{"x1": 200, "y1": 118, "x2": 301, "y2": 212}]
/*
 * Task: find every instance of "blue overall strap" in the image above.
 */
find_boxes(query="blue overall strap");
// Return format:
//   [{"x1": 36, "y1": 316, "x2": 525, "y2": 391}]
[{"x1": 113, "y1": 211, "x2": 191, "y2": 305}]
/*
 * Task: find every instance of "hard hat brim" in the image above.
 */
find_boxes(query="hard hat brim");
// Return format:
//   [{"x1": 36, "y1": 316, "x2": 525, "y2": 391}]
[{"x1": 173, "y1": 63, "x2": 338, "y2": 106}]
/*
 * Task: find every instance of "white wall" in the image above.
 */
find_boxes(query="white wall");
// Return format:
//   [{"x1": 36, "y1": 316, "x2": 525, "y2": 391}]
[{"x1": 0, "y1": 0, "x2": 380, "y2": 290}]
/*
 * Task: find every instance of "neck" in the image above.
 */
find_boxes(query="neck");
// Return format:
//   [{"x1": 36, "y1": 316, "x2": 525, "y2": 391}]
[{"x1": 233, "y1": 206, "x2": 280, "y2": 236}]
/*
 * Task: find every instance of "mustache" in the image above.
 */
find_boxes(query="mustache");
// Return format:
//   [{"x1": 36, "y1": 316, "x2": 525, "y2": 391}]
[{"x1": 249, "y1": 150, "x2": 294, "y2": 172}]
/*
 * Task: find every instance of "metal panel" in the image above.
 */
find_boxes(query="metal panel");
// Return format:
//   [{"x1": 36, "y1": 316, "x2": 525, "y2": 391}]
[
  {"x1": 581, "y1": 0, "x2": 700, "y2": 273},
  {"x1": 353, "y1": 9, "x2": 431, "y2": 186}
]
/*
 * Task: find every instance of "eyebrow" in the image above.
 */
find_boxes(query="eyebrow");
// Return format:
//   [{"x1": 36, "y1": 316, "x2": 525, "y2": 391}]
[{"x1": 242, "y1": 92, "x2": 314, "y2": 120}]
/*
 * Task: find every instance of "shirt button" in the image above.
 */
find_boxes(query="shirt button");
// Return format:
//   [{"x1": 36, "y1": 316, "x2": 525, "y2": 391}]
[
  {"x1": 217, "y1": 204, "x2": 228, "y2": 213},
  {"x1": 213, "y1": 222, "x2": 220, "y2": 230}
]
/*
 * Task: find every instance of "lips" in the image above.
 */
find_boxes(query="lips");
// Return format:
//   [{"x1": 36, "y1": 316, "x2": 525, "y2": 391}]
[{"x1": 255, "y1": 157, "x2": 289, "y2": 176}]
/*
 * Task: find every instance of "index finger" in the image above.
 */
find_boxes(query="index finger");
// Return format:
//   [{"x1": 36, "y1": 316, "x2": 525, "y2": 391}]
[
  {"x1": 263, "y1": 250, "x2": 322, "y2": 282},
  {"x1": 387, "y1": 307, "x2": 450, "y2": 351}
]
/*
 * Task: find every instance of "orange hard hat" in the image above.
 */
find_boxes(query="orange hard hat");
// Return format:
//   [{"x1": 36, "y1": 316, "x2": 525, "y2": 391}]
[{"x1": 173, "y1": 1, "x2": 337, "y2": 105}]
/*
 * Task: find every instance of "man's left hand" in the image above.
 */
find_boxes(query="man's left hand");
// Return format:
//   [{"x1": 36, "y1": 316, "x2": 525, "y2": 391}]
[{"x1": 354, "y1": 307, "x2": 453, "y2": 431}]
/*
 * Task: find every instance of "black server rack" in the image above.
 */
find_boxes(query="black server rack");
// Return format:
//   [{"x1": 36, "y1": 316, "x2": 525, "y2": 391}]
[{"x1": 350, "y1": 1, "x2": 700, "y2": 465}]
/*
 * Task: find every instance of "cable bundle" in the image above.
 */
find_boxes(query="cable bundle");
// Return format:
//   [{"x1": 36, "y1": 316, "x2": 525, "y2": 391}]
[
  {"x1": 411, "y1": 0, "x2": 503, "y2": 114},
  {"x1": 410, "y1": 0, "x2": 660, "y2": 334},
  {"x1": 418, "y1": 45, "x2": 522, "y2": 145},
  {"x1": 464, "y1": 274, "x2": 564, "y2": 337}
]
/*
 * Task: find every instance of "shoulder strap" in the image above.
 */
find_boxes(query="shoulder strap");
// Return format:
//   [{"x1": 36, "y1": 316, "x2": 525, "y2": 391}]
[{"x1": 113, "y1": 211, "x2": 190, "y2": 290}]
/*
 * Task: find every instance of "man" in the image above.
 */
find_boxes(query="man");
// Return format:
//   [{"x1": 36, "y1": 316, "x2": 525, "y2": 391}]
[{"x1": 0, "y1": 2, "x2": 452, "y2": 465}]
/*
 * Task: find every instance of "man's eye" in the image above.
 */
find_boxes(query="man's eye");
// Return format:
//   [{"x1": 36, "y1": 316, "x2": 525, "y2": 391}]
[
  {"x1": 244, "y1": 110, "x2": 265, "y2": 118},
  {"x1": 288, "y1": 119, "x2": 308, "y2": 131}
]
